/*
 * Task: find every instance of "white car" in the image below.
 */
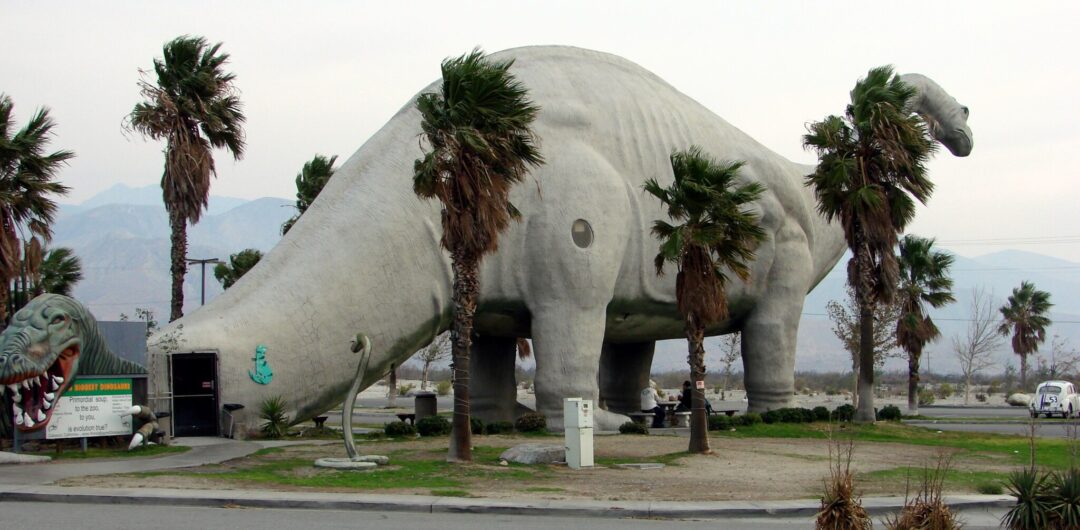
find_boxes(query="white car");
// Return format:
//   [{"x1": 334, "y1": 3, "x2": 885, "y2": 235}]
[{"x1": 1030, "y1": 381, "x2": 1080, "y2": 418}]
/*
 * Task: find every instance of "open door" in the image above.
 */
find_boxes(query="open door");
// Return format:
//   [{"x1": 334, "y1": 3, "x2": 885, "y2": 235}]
[{"x1": 171, "y1": 352, "x2": 219, "y2": 436}]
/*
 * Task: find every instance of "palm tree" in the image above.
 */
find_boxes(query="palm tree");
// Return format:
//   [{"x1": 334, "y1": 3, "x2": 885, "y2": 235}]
[
  {"x1": 804, "y1": 66, "x2": 937, "y2": 422},
  {"x1": 0, "y1": 93, "x2": 73, "y2": 326},
  {"x1": 413, "y1": 49, "x2": 543, "y2": 462},
  {"x1": 128, "y1": 35, "x2": 245, "y2": 322},
  {"x1": 895, "y1": 235, "x2": 955, "y2": 415},
  {"x1": 281, "y1": 154, "x2": 337, "y2": 235},
  {"x1": 644, "y1": 146, "x2": 766, "y2": 454},
  {"x1": 38, "y1": 246, "x2": 83, "y2": 297},
  {"x1": 998, "y1": 281, "x2": 1052, "y2": 390},
  {"x1": 213, "y1": 248, "x2": 262, "y2": 289}
]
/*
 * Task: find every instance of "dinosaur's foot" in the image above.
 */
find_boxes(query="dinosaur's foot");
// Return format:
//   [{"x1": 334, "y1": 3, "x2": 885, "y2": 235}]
[{"x1": 543, "y1": 407, "x2": 628, "y2": 432}]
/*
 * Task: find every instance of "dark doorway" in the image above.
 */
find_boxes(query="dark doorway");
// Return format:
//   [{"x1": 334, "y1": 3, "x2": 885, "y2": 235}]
[{"x1": 171, "y1": 352, "x2": 219, "y2": 436}]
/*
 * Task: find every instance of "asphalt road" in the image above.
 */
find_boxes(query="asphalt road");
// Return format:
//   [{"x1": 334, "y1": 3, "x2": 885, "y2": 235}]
[
  {"x1": 0, "y1": 501, "x2": 1009, "y2": 529},
  {"x1": 920, "y1": 406, "x2": 1030, "y2": 420}
]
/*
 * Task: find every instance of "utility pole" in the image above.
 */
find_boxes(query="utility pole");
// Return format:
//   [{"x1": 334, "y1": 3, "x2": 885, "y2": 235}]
[{"x1": 186, "y1": 258, "x2": 223, "y2": 306}]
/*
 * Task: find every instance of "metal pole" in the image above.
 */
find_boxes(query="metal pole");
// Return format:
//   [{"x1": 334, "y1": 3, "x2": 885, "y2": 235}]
[{"x1": 186, "y1": 258, "x2": 221, "y2": 306}]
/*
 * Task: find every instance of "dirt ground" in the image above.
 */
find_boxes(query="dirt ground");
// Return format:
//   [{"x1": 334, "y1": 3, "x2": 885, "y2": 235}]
[{"x1": 57, "y1": 432, "x2": 1010, "y2": 501}]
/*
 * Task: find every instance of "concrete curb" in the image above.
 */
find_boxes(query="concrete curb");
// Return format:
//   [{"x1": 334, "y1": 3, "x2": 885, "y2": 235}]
[{"x1": 0, "y1": 485, "x2": 1015, "y2": 519}]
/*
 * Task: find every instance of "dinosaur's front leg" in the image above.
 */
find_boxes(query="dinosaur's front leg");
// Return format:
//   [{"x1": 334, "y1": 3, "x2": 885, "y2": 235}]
[{"x1": 741, "y1": 221, "x2": 813, "y2": 413}]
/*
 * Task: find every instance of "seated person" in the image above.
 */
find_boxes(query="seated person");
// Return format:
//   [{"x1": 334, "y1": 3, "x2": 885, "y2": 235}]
[
  {"x1": 640, "y1": 385, "x2": 665, "y2": 428},
  {"x1": 676, "y1": 380, "x2": 714, "y2": 414}
]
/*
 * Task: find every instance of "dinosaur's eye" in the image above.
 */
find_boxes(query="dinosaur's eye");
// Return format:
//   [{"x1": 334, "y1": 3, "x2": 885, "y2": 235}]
[{"x1": 50, "y1": 315, "x2": 65, "y2": 325}]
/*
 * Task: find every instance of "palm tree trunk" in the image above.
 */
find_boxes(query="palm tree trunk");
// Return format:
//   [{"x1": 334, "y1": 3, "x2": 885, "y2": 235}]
[
  {"x1": 1019, "y1": 353, "x2": 1028, "y2": 391},
  {"x1": 0, "y1": 282, "x2": 9, "y2": 331},
  {"x1": 168, "y1": 210, "x2": 188, "y2": 322},
  {"x1": 855, "y1": 292, "x2": 876, "y2": 423},
  {"x1": 907, "y1": 350, "x2": 921, "y2": 415},
  {"x1": 447, "y1": 249, "x2": 477, "y2": 463},
  {"x1": 686, "y1": 317, "x2": 711, "y2": 454}
]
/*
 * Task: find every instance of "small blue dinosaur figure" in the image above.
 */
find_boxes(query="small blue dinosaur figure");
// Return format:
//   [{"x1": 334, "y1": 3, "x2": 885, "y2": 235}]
[{"x1": 249, "y1": 344, "x2": 273, "y2": 385}]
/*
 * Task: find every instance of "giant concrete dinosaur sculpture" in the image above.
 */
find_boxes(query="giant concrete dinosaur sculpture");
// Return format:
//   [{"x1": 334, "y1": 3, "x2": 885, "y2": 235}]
[
  {"x1": 147, "y1": 46, "x2": 972, "y2": 431},
  {"x1": 0, "y1": 294, "x2": 146, "y2": 434}
]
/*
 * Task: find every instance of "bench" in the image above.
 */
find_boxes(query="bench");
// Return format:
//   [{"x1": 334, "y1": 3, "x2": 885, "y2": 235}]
[
  {"x1": 672, "y1": 411, "x2": 691, "y2": 427},
  {"x1": 396, "y1": 413, "x2": 416, "y2": 425},
  {"x1": 627, "y1": 412, "x2": 655, "y2": 426},
  {"x1": 710, "y1": 409, "x2": 739, "y2": 417}
]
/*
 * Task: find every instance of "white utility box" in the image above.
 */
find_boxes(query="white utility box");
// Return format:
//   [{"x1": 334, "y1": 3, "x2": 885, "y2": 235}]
[{"x1": 563, "y1": 398, "x2": 594, "y2": 469}]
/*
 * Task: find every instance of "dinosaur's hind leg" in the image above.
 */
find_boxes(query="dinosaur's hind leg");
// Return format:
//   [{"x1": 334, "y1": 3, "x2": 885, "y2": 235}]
[
  {"x1": 599, "y1": 341, "x2": 655, "y2": 414},
  {"x1": 469, "y1": 335, "x2": 518, "y2": 425}
]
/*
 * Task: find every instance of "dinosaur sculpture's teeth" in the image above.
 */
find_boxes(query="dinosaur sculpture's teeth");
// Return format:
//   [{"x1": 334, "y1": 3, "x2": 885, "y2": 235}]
[
  {"x1": 13, "y1": 403, "x2": 22, "y2": 419},
  {"x1": 7, "y1": 384, "x2": 20, "y2": 402},
  {"x1": 23, "y1": 413, "x2": 33, "y2": 427},
  {"x1": 31, "y1": 377, "x2": 40, "y2": 388},
  {"x1": 43, "y1": 399, "x2": 52, "y2": 411},
  {"x1": 35, "y1": 410, "x2": 45, "y2": 422},
  {"x1": 21, "y1": 380, "x2": 31, "y2": 390},
  {"x1": 14, "y1": 411, "x2": 23, "y2": 426},
  {"x1": 50, "y1": 379, "x2": 59, "y2": 391},
  {"x1": 52, "y1": 375, "x2": 64, "y2": 385},
  {"x1": 44, "y1": 392, "x2": 55, "y2": 401}
]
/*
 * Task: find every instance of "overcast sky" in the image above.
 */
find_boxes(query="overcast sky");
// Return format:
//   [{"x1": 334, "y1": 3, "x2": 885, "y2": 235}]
[{"x1": 3, "y1": 1, "x2": 1078, "y2": 261}]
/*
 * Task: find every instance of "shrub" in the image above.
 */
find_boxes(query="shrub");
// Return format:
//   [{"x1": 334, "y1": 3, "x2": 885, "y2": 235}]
[
  {"x1": 817, "y1": 438, "x2": 871, "y2": 530},
  {"x1": 470, "y1": 417, "x2": 484, "y2": 435},
  {"x1": 976, "y1": 393, "x2": 988, "y2": 403},
  {"x1": 384, "y1": 421, "x2": 416, "y2": 437},
  {"x1": 515, "y1": 413, "x2": 547, "y2": 433},
  {"x1": 485, "y1": 421, "x2": 514, "y2": 435},
  {"x1": 397, "y1": 383, "x2": 416, "y2": 396},
  {"x1": 416, "y1": 416, "x2": 452, "y2": 437},
  {"x1": 619, "y1": 421, "x2": 649, "y2": 435},
  {"x1": 738, "y1": 412, "x2": 762, "y2": 426},
  {"x1": 936, "y1": 383, "x2": 954, "y2": 400},
  {"x1": 876, "y1": 405, "x2": 902, "y2": 422},
  {"x1": 832, "y1": 404, "x2": 856, "y2": 422},
  {"x1": 884, "y1": 454, "x2": 961, "y2": 530},
  {"x1": 763, "y1": 410, "x2": 783, "y2": 424},
  {"x1": 813, "y1": 406, "x2": 831, "y2": 422},
  {"x1": 795, "y1": 407, "x2": 816, "y2": 423},
  {"x1": 258, "y1": 396, "x2": 289, "y2": 439},
  {"x1": 435, "y1": 380, "x2": 452, "y2": 396},
  {"x1": 1049, "y1": 468, "x2": 1080, "y2": 529},
  {"x1": 708, "y1": 414, "x2": 732, "y2": 431},
  {"x1": 1002, "y1": 467, "x2": 1051, "y2": 530},
  {"x1": 918, "y1": 388, "x2": 936, "y2": 406},
  {"x1": 976, "y1": 482, "x2": 1004, "y2": 495}
]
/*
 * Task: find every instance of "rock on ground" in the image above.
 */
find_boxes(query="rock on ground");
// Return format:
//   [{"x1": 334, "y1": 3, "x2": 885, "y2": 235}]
[
  {"x1": 1007, "y1": 393, "x2": 1032, "y2": 407},
  {"x1": 500, "y1": 443, "x2": 564, "y2": 465}
]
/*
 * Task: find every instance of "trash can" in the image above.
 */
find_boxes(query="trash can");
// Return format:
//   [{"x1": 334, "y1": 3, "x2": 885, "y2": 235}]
[{"x1": 414, "y1": 391, "x2": 437, "y2": 421}]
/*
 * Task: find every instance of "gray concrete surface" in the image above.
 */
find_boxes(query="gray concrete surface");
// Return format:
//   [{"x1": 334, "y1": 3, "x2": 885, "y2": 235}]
[{"x1": 0, "y1": 500, "x2": 1010, "y2": 529}]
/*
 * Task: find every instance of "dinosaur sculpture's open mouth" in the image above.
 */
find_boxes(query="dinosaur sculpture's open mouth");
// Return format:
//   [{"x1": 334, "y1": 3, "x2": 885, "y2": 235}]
[{"x1": 3, "y1": 346, "x2": 78, "y2": 431}]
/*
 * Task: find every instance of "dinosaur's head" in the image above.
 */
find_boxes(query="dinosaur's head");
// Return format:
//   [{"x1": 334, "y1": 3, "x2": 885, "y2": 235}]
[
  {"x1": 900, "y1": 73, "x2": 973, "y2": 157},
  {"x1": 0, "y1": 294, "x2": 85, "y2": 432}
]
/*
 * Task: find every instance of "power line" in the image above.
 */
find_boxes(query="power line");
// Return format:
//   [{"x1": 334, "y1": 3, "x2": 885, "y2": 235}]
[{"x1": 800, "y1": 312, "x2": 1080, "y2": 324}]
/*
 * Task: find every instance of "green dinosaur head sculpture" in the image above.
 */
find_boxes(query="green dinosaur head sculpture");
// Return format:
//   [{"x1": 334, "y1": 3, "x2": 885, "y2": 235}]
[{"x1": 0, "y1": 294, "x2": 144, "y2": 432}]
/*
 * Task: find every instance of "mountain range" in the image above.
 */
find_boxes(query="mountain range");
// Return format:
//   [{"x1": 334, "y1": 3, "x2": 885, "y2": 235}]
[{"x1": 53, "y1": 184, "x2": 1080, "y2": 375}]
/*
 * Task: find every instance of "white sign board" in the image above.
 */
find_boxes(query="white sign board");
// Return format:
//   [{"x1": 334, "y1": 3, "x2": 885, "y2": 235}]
[{"x1": 46, "y1": 378, "x2": 134, "y2": 439}]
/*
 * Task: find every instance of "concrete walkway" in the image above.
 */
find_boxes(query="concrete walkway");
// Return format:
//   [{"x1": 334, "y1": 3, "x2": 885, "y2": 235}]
[{"x1": 0, "y1": 436, "x2": 1015, "y2": 520}]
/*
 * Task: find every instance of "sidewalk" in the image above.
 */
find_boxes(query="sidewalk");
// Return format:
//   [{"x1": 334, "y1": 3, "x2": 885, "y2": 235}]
[{"x1": 0, "y1": 436, "x2": 1014, "y2": 519}]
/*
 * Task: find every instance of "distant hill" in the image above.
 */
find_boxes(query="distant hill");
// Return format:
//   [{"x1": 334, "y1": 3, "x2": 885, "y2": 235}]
[
  {"x1": 52, "y1": 186, "x2": 1080, "y2": 375},
  {"x1": 53, "y1": 185, "x2": 293, "y2": 321}
]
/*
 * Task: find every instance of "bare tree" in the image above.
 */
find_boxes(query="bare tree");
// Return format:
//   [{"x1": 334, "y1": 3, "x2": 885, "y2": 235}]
[
  {"x1": 953, "y1": 287, "x2": 1003, "y2": 404},
  {"x1": 386, "y1": 363, "x2": 398, "y2": 407},
  {"x1": 718, "y1": 332, "x2": 741, "y2": 399},
  {"x1": 826, "y1": 286, "x2": 901, "y2": 407},
  {"x1": 1047, "y1": 334, "x2": 1080, "y2": 381},
  {"x1": 419, "y1": 333, "x2": 451, "y2": 390}
]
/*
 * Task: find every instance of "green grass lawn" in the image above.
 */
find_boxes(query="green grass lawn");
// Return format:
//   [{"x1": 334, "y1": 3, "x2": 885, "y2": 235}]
[{"x1": 712, "y1": 421, "x2": 1077, "y2": 469}]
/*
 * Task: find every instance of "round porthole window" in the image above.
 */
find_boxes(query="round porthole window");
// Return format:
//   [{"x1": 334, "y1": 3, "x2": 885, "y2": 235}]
[{"x1": 572, "y1": 219, "x2": 593, "y2": 248}]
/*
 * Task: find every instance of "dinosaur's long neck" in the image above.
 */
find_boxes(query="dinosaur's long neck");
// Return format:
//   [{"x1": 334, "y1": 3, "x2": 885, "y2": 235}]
[
  {"x1": 150, "y1": 101, "x2": 455, "y2": 423},
  {"x1": 78, "y1": 318, "x2": 145, "y2": 375}
]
